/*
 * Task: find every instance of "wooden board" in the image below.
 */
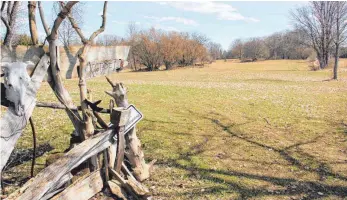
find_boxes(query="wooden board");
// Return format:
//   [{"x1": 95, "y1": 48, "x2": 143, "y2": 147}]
[
  {"x1": 51, "y1": 170, "x2": 103, "y2": 200},
  {"x1": 10, "y1": 129, "x2": 114, "y2": 200}
]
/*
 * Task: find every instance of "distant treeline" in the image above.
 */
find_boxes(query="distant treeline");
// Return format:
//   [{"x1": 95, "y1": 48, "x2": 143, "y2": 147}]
[
  {"x1": 95, "y1": 25, "x2": 223, "y2": 71},
  {"x1": 226, "y1": 29, "x2": 315, "y2": 62}
]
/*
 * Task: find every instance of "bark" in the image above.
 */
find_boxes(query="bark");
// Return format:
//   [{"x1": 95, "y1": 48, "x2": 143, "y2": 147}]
[
  {"x1": 28, "y1": 1, "x2": 38, "y2": 45},
  {"x1": 334, "y1": 44, "x2": 339, "y2": 79},
  {"x1": 66, "y1": 1, "x2": 108, "y2": 140},
  {"x1": 1, "y1": 1, "x2": 19, "y2": 50},
  {"x1": 45, "y1": 1, "x2": 83, "y2": 139}
]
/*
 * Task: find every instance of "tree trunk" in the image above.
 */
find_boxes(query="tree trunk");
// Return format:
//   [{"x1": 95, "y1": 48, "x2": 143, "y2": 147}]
[
  {"x1": 3, "y1": 29, "x2": 13, "y2": 49},
  {"x1": 77, "y1": 44, "x2": 95, "y2": 140},
  {"x1": 333, "y1": 44, "x2": 339, "y2": 80},
  {"x1": 28, "y1": 1, "x2": 38, "y2": 45},
  {"x1": 48, "y1": 40, "x2": 83, "y2": 139}
]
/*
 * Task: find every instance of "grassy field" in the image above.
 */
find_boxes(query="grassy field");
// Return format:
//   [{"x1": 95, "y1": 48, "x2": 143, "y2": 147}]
[{"x1": 2, "y1": 59, "x2": 347, "y2": 199}]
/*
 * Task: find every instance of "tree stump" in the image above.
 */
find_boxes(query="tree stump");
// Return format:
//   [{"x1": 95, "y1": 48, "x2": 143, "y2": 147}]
[{"x1": 105, "y1": 77, "x2": 155, "y2": 181}]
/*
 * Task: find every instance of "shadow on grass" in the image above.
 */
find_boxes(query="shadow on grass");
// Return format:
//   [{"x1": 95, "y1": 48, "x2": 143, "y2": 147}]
[
  {"x1": 153, "y1": 110, "x2": 347, "y2": 199},
  {"x1": 4, "y1": 143, "x2": 54, "y2": 170}
]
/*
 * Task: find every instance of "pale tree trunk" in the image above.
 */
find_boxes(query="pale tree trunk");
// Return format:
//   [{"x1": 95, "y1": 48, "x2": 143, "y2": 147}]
[{"x1": 28, "y1": 1, "x2": 38, "y2": 45}]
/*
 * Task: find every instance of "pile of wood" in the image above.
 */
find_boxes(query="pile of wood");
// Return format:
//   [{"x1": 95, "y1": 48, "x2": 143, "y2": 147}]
[
  {"x1": 3, "y1": 77, "x2": 154, "y2": 200},
  {"x1": 1, "y1": 2, "x2": 155, "y2": 199}
]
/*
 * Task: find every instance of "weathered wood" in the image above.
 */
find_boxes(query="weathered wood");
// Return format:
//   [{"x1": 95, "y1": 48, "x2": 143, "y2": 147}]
[
  {"x1": 127, "y1": 176, "x2": 150, "y2": 196},
  {"x1": 11, "y1": 129, "x2": 114, "y2": 200},
  {"x1": 51, "y1": 170, "x2": 103, "y2": 200},
  {"x1": 108, "y1": 180, "x2": 127, "y2": 199},
  {"x1": 35, "y1": 101, "x2": 111, "y2": 113},
  {"x1": 7, "y1": 172, "x2": 72, "y2": 200},
  {"x1": 109, "y1": 168, "x2": 150, "y2": 199},
  {"x1": 66, "y1": 1, "x2": 108, "y2": 141},
  {"x1": 41, "y1": 173, "x2": 73, "y2": 200},
  {"x1": 106, "y1": 78, "x2": 155, "y2": 181},
  {"x1": 110, "y1": 109, "x2": 130, "y2": 173},
  {"x1": 121, "y1": 164, "x2": 150, "y2": 196},
  {"x1": 116, "y1": 129, "x2": 125, "y2": 173},
  {"x1": 0, "y1": 55, "x2": 50, "y2": 174},
  {"x1": 109, "y1": 168, "x2": 138, "y2": 199},
  {"x1": 46, "y1": 1, "x2": 83, "y2": 140},
  {"x1": 108, "y1": 143, "x2": 118, "y2": 169}
]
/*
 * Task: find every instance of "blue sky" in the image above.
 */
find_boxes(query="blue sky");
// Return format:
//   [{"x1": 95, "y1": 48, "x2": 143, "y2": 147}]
[{"x1": 4, "y1": 1, "x2": 308, "y2": 50}]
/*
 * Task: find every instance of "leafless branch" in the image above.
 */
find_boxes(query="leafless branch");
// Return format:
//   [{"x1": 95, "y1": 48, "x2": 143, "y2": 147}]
[
  {"x1": 89, "y1": 1, "x2": 108, "y2": 41},
  {"x1": 38, "y1": 1, "x2": 50, "y2": 36}
]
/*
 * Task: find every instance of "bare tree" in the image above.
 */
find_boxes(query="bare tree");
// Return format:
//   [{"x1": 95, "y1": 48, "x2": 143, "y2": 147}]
[
  {"x1": 1, "y1": 1, "x2": 20, "y2": 50},
  {"x1": 53, "y1": 1, "x2": 85, "y2": 46},
  {"x1": 229, "y1": 39, "x2": 244, "y2": 60},
  {"x1": 96, "y1": 34, "x2": 122, "y2": 46},
  {"x1": 332, "y1": 2, "x2": 347, "y2": 79},
  {"x1": 28, "y1": 1, "x2": 38, "y2": 45},
  {"x1": 243, "y1": 37, "x2": 269, "y2": 61},
  {"x1": 135, "y1": 28, "x2": 163, "y2": 71},
  {"x1": 160, "y1": 31, "x2": 182, "y2": 69},
  {"x1": 206, "y1": 41, "x2": 223, "y2": 61},
  {"x1": 38, "y1": 1, "x2": 83, "y2": 139},
  {"x1": 291, "y1": 2, "x2": 336, "y2": 69},
  {"x1": 66, "y1": 1, "x2": 108, "y2": 140},
  {"x1": 127, "y1": 22, "x2": 140, "y2": 70}
]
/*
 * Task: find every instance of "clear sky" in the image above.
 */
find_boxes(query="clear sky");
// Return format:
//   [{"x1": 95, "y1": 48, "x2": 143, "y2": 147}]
[{"x1": 5, "y1": 1, "x2": 308, "y2": 50}]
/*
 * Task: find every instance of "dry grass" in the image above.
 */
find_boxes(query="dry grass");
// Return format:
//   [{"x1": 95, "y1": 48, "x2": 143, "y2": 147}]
[{"x1": 2, "y1": 59, "x2": 347, "y2": 199}]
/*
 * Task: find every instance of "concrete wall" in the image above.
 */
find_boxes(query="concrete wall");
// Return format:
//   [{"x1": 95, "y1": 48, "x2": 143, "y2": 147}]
[{"x1": 1, "y1": 45, "x2": 129, "y2": 79}]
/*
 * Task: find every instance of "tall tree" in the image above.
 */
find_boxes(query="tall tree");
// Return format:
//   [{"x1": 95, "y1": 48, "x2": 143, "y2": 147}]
[
  {"x1": 332, "y1": 2, "x2": 347, "y2": 79},
  {"x1": 127, "y1": 22, "x2": 140, "y2": 70},
  {"x1": 1, "y1": 1, "x2": 20, "y2": 50},
  {"x1": 230, "y1": 39, "x2": 244, "y2": 60},
  {"x1": 28, "y1": 1, "x2": 38, "y2": 45},
  {"x1": 291, "y1": 2, "x2": 336, "y2": 69}
]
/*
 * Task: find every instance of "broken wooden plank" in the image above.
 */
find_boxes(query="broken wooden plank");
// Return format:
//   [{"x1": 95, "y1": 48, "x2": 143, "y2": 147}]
[
  {"x1": 109, "y1": 168, "x2": 138, "y2": 200},
  {"x1": 122, "y1": 164, "x2": 150, "y2": 196},
  {"x1": 51, "y1": 170, "x2": 104, "y2": 200},
  {"x1": 109, "y1": 168, "x2": 150, "y2": 199},
  {"x1": 110, "y1": 108, "x2": 130, "y2": 173},
  {"x1": 108, "y1": 180, "x2": 127, "y2": 199},
  {"x1": 0, "y1": 55, "x2": 50, "y2": 174},
  {"x1": 11, "y1": 129, "x2": 114, "y2": 200},
  {"x1": 42, "y1": 173, "x2": 73, "y2": 200}
]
